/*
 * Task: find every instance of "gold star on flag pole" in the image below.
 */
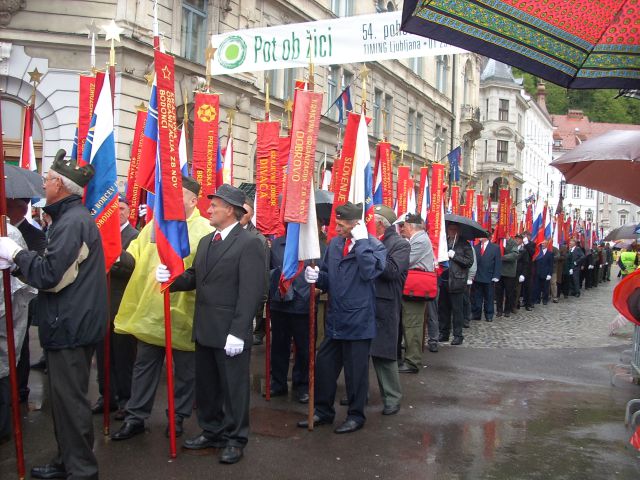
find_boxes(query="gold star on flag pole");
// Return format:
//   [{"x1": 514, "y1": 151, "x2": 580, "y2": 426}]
[
  {"x1": 144, "y1": 72, "x2": 154, "y2": 86},
  {"x1": 102, "y1": 20, "x2": 123, "y2": 67},
  {"x1": 225, "y1": 109, "x2": 236, "y2": 138},
  {"x1": 27, "y1": 68, "x2": 43, "y2": 105},
  {"x1": 284, "y1": 98, "x2": 294, "y2": 131},
  {"x1": 135, "y1": 102, "x2": 147, "y2": 112},
  {"x1": 204, "y1": 38, "x2": 216, "y2": 92}
]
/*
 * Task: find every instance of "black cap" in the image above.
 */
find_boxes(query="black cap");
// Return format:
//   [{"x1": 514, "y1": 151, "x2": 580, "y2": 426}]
[
  {"x1": 182, "y1": 175, "x2": 201, "y2": 196},
  {"x1": 405, "y1": 213, "x2": 423, "y2": 225},
  {"x1": 50, "y1": 149, "x2": 95, "y2": 187},
  {"x1": 208, "y1": 183, "x2": 247, "y2": 213},
  {"x1": 118, "y1": 193, "x2": 129, "y2": 205},
  {"x1": 335, "y1": 202, "x2": 362, "y2": 221}
]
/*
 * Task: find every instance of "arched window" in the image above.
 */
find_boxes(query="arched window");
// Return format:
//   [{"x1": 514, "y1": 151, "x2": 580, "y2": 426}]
[{"x1": 1, "y1": 98, "x2": 43, "y2": 169}]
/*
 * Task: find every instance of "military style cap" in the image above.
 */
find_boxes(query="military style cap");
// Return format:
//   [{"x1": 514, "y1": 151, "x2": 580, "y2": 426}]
[
  {"x1": 50, "y1": 149, "x2": 95, "y2": 187},
  {"x1": 405, "y1": 213, "x2": 424, "y2": 225},
  {"x1": 118, "y1": 193, "x2": 129, "y2": 205},
  {"x1": 335, "y1": 202, "x2": 362, "y2": 221},
  {"x1": 208, "y1": 183, "x2": 247, "y2": 213},
  {"x1": 374, "y1": 204, "x2": 397, "y2": 224},
  {"x1": 182, "y1": 175, "x2": 201, "y2": 196}
]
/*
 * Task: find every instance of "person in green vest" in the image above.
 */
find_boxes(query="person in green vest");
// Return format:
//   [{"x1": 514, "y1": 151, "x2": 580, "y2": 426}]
[{"x1": 618, "y1": 248, "x2": 638, "y2": 278}]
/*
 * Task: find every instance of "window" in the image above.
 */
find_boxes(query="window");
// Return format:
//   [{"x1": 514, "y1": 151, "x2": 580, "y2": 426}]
[
  {"x1": 331, "y1": 0, "x2": 353, "y2": 16},
  {"x1": 497, "y1": 140, "x2": 508, "y2": 163},
  {"x1": 283, "y1": 68, "x2": 296, "y2": 102},
  {"x1": 549, "y1": 181, "x2": 554, "y2": 197},
  {"x1": 561, "y1": 182, "x2": 567, "y2": 198},
  {"x1": 462, "y1": 61, "x2": 472, "y2": 106},
  {"x1": 620, "y1": 198, "x2": 630, "y2": 205},
  {"x1": 586, "y1": 188, "x2": 594, "y2": 200},
  {"x1": 554, "y1": 138, "x2": 562, "y2": 147},
  {"x1": 415, "y1": 113, "x2": 423, "y2": 156},
  {"x1": 585, "y1": 210, "x2": 593, "y2": 222},
  {"x1": 517, "y1": 113, "x2": 522, "y2": 133},
  {"x1": 410, "y1": 57, "x2": 423, "y2": 76},
  {"x1": 499, "y1": 99, "x2": 509, "y2": 121},
  {"x1": 327, "y1": 65, "x2": 339, "y2": 121},
  {"x1": 373, "y1": 89, "x2": 382, "y2": 138},
  {"x1": 436, "y1": 56, "x2": 449, "y2": 93},
  {"x1": 181, "y1": 0, "x2": 208, "y2": 64},
  {"x1": 407, "y1": 109, "x2": 415, "y2": 151},
  {"x1": 434, "y1": 124, "x2": 446, "y2": 162},
  {"x1": 485, "y1": 98, "x2": 489, "y2": 121},
  {"x1": 267, "y1": 70, "x2": 280, "y2": 99},
  {"x1": 383, "y1": 94, "x2": 393, "y2": 138},
  {"x1": 572, "y1": 185, "x2": 581, "y2": 198},
  {"x1": 484, "y1": 139, "x2": 488, "y2": 162},
  {"x1": 620, "y1": 213, "x2": 627, "y2": 225}
]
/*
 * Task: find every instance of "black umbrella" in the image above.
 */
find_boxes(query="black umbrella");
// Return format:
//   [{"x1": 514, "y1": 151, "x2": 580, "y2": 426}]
[
  {"x1": 4, "y1": 164, "x2": 44, "y2": 198},
  {"x1": 445, "y1": 214, "x2": 487, "y2": 240},
  {"x1": 605, "y1": 223, "x2": 640, "y2": 242},
  {"x1": 315, "y1": 189, "x2": 333, "y2": 224}
]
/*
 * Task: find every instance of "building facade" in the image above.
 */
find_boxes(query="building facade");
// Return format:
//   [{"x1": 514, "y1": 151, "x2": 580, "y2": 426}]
[{"x1": 1, "y1": 0, "x2": 482, "y2": 199}]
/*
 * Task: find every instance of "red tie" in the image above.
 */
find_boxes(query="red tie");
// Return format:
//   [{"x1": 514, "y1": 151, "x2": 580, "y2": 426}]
[
  {"x1": 343, "y1": 238, "x2": 352, "y2": 257},
  {"x1": 481, "y1": 243, "x2": 486, "y2": 255},
  {"x1": 212, "y1": 232, "x2": 222, "y2": 243}
]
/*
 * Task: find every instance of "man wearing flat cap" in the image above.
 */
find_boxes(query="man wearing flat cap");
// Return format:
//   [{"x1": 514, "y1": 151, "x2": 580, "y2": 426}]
[
  {"x1": 111, "y1": 176, "x2": 212, "y2": 442},
  {"x1": 0, "y1": 149, "x2": 106, "y2": 479},
  {"x1": 164, "y1": 183, "x2": 266, "y2": 464},
  {"x1": 299, "y1": 201, "x2": 386, "y2": 433}
]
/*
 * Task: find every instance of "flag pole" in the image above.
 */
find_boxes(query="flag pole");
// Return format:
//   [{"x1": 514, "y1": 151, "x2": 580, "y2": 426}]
[
  {"x1": 263, "y1": 76, "x2": 272, "y2": 401},
  {"x1": 163, "y1": 288, "x2": 177, "y2": 458},
  {"x1": 0, "y1": 94, "x2": 26, "y2": 480}
]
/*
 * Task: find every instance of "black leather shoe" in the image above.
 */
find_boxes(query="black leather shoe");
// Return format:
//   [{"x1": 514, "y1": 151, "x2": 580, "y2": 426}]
[
  {"x1": 463, "y1": 322, "x2": 470, "y2": 328},
  {"x1": 91, "y1": 397, "x2": 118, "y2": 415},
  {"x1": 31, "y1": 463, "x2": 67, "y2": 479},
  {"x1": 110, "y1": 421, "x2": 145, "y2": 441},
  {"x1": 504, "y1": 312, "x2": 510, "y2": 318},
  {"x1": 296, "y1": 392, "x2": 309, "y2": 404},
  {"x1": 262, "y1": 388, "x2": 287, "y2": 398},
  {"x1": 472, "y1": 317, "x2": 481, "y2": 321},
  {"x1": 428, "y1": 343, "x2": 438, "y2": 353},
  {"x1": 339, "y1": 395, "x2": 348, "y2": 406},
  {"x1": 252, "y1": 335, "x2": 264, "y2": 346},
  {"x1": 183, "y1": 433, "x2": 226, "y2": 450},
  {"x1": 398, "y1": 363, "x2": 419, "y2": 374},
  {"x1": 382, "y1": 405, "x2": 400, "y2": 415},
  {"x1": 485, "y1": 317, "x2": 493, "y2": 322},
  {"x1": 496, "y1": 312, "x2": 503, "y2": 318},
  {"x1": 219, "y1": 445, "x2": 243, "y2": 464},
  {"x1": 165, "y1": 418, "x2": 184, "y2": 438},
  {"x1": 297, "y1": 415, "x2": 332, "y2": 428},
  {"x1": 438, "y1": 335, "x2": 449, "y2": 342},
  {"x1": 451, "y1": 337, "x2": 463, "y2": 346},
  {"x1": 114, "y1": 408, "x2": 126, "y2": 421},
  {"x1": 334, "y1": 419, "x2": 363, "y2": 434},
  {"x1": 525, "y1": 306, "x2": 533, "y2": 311}
]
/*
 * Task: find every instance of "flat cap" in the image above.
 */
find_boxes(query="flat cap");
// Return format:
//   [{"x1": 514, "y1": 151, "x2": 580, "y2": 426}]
[
  {"x1": 50, "y1": 149, "x2": 95, "y2": 187},
  {"x1": 182, "y1": 175, "x2": 201, "y2": 196},
  {"x1": 208, "y1": 183, "x2": 247, "y2": 213},
  {"x1": 374, "y1": 204, "x2": 396, "y2": 224},
  {"x1": 405, "y1": 213, "x2": 424, "y2": 225},
  {"x1": 335, "y1": 201, "x2": 362, "y2": 221}
]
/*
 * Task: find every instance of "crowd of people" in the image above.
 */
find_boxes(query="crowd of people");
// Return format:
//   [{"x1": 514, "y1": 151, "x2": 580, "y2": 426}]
[{"x1": 0, "y1": 150, "x2": 638, "y2": 479}]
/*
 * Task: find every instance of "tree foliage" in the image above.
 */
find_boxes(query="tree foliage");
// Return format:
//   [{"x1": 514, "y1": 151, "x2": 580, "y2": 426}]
[{"x1": 514, "y1": 70, "x2": 640, "y2": 125}]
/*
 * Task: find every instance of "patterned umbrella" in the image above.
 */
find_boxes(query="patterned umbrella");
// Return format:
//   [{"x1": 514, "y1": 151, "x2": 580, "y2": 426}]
[{"x1": 401, "y1": 0, "x2": 640, "y2": 89}]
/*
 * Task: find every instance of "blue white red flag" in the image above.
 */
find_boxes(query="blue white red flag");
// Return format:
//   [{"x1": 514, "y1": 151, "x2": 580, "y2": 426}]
[
  {"x1": 178, "y1": 122, "x2": 190, "y2": 176},
  {"x1": 373, "y1": 159, "x2": 383, "y2": 205},
  {"x1": 82, "y1": 71, "x2": 121, "y2": 270},
  {"x1": 70, "y1": 125, "x2": 79, "y2": 160},
  {"x1": 447, "y1": 146, "x2": 461, "y2": 183},
  {"x1": 349, "y1": 112, "x2": 375, "y2": 234},
  {"x1": 335, "y1": 86, "x2": 353, "y2": 124},
  {"x1": 136, "y1": 80, "x2": 159, "y2": 193},
  {"x1": 419, "y1": 168, "x2": 430, "y2": 221}
]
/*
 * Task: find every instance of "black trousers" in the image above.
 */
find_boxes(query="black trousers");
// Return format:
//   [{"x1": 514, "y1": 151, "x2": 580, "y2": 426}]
[
  {"x1": 561, "y1": 273, "x2": 573, "y2": 297},
  {"x1": 314, "y1": 337, "x2": 371, "y2": 425},
  {"x1": 195, "y1": 343, "x2": 251, "y2": 447},
  {"x1": 46, "y1": 346, "x2": 98, "y2": 480},
  {"x1": 438, "y1": 285, "x2": 464, "y2": 340},
  {"x1": 531, "y1": 277, "x2": 550, "y2": 304},
  {"x1": 0, "y1": 376, "x2": 10, "y2": 439},
  {"x1": 495, "y1": 276, "x2": 516, "y2": 314},
  {"x1": 462, "y1": 285, "x2": 471, "y2": 321},
  {"x1": 471, "y1": 281, "x2": 495, "y2": 319},
  {"x1": 95, "y1": 327, "x2": 136, "y2": 407},
  {"x1": 270, "y1": 311, "x2": 309, "y2": 394}
]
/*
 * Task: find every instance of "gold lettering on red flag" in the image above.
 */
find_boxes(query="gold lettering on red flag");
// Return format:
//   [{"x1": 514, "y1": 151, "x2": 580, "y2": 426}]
[
  {"x1": 126, "y1": 109, "x2": 147, "y2": 226},
  {"x1": 256, "y1": 121, "x2": 285, "y2": 235},
  {"x1": 192, "y1": 92, "x2": 219, "y2": 216}
]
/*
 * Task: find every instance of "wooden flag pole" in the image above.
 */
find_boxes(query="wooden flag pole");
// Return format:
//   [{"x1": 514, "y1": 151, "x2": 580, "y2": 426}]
[
  {"x1": 163, "y1": 289, "x2": 177, "y2": 458},
  {"x1": 0, "y1": 94, "x2": 26, "y2": 480},
  {"x1": 307, "y1": 263, "x2": 317, "y2": 432}
]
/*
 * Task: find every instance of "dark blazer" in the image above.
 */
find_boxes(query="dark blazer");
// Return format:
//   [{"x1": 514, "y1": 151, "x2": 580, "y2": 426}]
[
  {"x1": 533, "y1": 249, "x2": 554, "y2": 279},
  {"x1": 109, "y1": 224, "x2": 139, "y2": 319},
  {"x1": 17, "y1": 219, "x2": 47, "y2": 255},
  {"x1": 371, "y1": 226, "x2": 410, "y2": 360},
  {"x1": 473, "y1": 241, "x2": 502, "y2": 283},
  {"x1": 171, "y1": 223, "x2": 266, "y2": 349}
]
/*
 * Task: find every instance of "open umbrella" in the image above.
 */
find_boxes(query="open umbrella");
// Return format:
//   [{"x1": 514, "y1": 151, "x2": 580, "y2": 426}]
[
  {"x1": 401, "y1": 0, "x2": 640, "y2": 89},
  {"x1": 605, "y1": 223, "x2": 640, "y2": 241},
  {"x1": 4, "y1": 164, "x2": 44, "y2": 199},
  {"x1": 550, "y1": 130, "x2": 640, "y2": 205},
  {"x1": 315, "y1": 189, "x2": 333, "y2": 224},
  {"x1": 445, "y1": 213, "x2": 487, "y2": 240}
]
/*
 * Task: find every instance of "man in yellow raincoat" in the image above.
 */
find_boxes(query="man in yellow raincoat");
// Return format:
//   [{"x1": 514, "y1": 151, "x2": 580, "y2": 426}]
[{"x1": 110, "y1": 176, "x2": 212, "y2": 441}]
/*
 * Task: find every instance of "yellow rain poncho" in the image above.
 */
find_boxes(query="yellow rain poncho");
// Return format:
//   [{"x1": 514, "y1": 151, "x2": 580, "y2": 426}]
[{"x1": 114, "y1": 209, "x2": 212, "y2": 351}]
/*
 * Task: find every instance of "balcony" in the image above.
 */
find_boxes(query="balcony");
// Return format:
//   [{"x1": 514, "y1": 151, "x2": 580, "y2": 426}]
[{"x1": 460, "y1": 104, "x2": 483, "y2": 142}]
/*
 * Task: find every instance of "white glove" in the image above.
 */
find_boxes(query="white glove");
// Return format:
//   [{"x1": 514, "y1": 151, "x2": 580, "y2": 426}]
[
  {"x1": 448, "y1": 249, "x2": 455, "y2": 259},
  {"x1": 523, "y1": 237, "x2": 529, "y2": 245},
  {"x1": 156, "y1": 264, "x2": 170, "y2": 283},
  {"x1": 605, "y1": 263, "x2": 608, "y2": 266},
  {"x1": 588, "y1": 265, "x2": 594, "y2": 270},
  {"x1": 0, "y1": 237, "x2": 23, "y2": 261},
  {"x1": 466, "y1": 279, "x2": 473, "y2": 285},
  {"x1": 351, "y1": 222, "x2": 368, "y2": 241},
  {"x1": 545, "y1": 275, "x2": 551, "y2": 281},
  {"x1": 138, "y1": 204, "x2": 148, "y2": 217},
  {"x1": 518, "y1": 275, "x2": 525, "y2": 283},
  {"x1": 0, "y1": 258, "x2": 14, "y2": 270},
  {"x1": 304, "y1": 265, "x2": 319, "y2": 283},
  {"x1": 491, "y1": 278, "x2": 499, "y2": 283},
  {"x1": 224, "y1": 334, "x2": 244, "y2": 357},
  {"x1": 569, "y1": 269, "x2": 573, "y2": 275},
  {"x1": 598, "y1": 264, "x2": 602, "y2": 268}
]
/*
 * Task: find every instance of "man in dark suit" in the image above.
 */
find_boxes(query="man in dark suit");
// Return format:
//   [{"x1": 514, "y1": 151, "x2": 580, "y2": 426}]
[
  {"x1": 6, "y1": 198, "x2": 47, "y2": 403},
  {"x1": 568, "y1": 238, "x2": 584, "y2": 297},
  {"x1": 164, "y1": 184, "x2": 266, "y2": 465},
  {"x1": 471, "y1": 233, "x2": 502, "y2": 322},
  {"x1": 530, "y1": 240, "x2": 555, "y2": 305},
  {"x1": 91, "y1": 195, "x2": 139, "y2": 419}
]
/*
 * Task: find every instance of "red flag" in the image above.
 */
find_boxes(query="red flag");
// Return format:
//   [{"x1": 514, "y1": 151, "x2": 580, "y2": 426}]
[
  {"x1": 396, "y1": 166, "x2": 411, "y2": 217},
  {"x1": 77, "y1": 75, "x2": 97, "y2": 163},
  {"x1": 192, "y1": 92, "x2": 219, "y2": 216},
  {"x1": 464, "y1": 189, "x2": 475, "y2": 219},
  {"x1": 631, "y1": 426, "x2": 640, "y2": 450},
  {"x1": 154, "y1": 50, "x2": 184, "y2": 221},
  {"x1": 450, "y1": 185, "x2": 460, "y2": 215},
  {"x1": 428, "y1": 163, "x2": 445, "y2": 261},
  {"x1": 126, "y1": 109, "x2": 147, "y2": 227},
  {"x1": 375, "y1": 141, "x2": 394, "y2": 207},
  {"x1": 525, "y1": 203, "x2": 533, "y2": 232},
  {"x1": 20, "y1": 104, "x2": 36, "y2": 171},
  {"x1": 476, "y1": 194, "x2": 484, "y2": 227},
  {"x1": 256, "y1": 121, "x2": 285, "y2": 236},
  {"x1": 494, "y1": 188, "x2": 510, "y2": 241}
]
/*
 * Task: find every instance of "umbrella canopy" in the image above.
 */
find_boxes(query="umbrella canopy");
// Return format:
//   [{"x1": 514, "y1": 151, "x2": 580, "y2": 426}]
[
  {"x1": 550, "y1": 130, "x2": 640, "y2": 205},
  {"x1": 613, "y1": 239, "x2": 637, "y2": 250},
  {"x1": 4, "y1": 165, "x2": 44, "y2": 199},
  {"x1": 314, "y1": 189, "x2": 334, "y2": 223},
  {"x1": 605, "y1": 223, "x2": 640, "y2": 241},
  {"x1": 445, "y1": 213, "x2": 487, "y2": 240},
  {"x1": 401, "y1": 0, "x2": 640, "y2": 89}
]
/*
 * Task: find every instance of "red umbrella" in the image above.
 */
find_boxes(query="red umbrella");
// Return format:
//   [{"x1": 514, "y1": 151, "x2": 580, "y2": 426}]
[
  {"x1": 401, "y1": 0, "x2": 640, "y2": 89},
  {"x1": 550, "y1": 130, "x2": 640, "y2": 205}
]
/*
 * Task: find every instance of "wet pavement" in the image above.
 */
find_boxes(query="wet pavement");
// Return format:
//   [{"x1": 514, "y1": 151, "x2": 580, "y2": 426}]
[{"x1": 2, "y1": 278, "x2": 640, "y2": 479}]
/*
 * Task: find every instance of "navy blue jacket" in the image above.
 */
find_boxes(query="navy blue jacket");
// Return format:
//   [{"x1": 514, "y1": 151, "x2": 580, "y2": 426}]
[
  {"x1": 533, "y1": 249, "x2": 554, "y2": 279},
  {"x1": 317, "y1": 235, "x2": 386, "y2": 340},
  {"x1": 473, "y1": 241, "x2": 502, "y2": 283}
]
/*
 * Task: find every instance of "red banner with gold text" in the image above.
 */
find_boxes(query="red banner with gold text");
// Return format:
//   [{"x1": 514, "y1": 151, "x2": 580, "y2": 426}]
[
  {"x1": 192, "y1": 92, "x2": 219, "y2": 216},
  {"x1": 77, "y1": 75, "x2": 97, "y2": 164},
  {"x1": 396, "y1": 166, "x2": 410, "y2": 216},
  {"x1": 126, "y1": 108, "x2": 147, "y2": 227},
  {"x1": 376, "y1": 142, "x2": 394, "y2": 207},
  {"x1": 256, "y1": 121, "x2": 284, "y2": 236},
  {"x1": 464, "y1": 189, "x2": 475, "y2": 218},
  {"x1": 428, "y1": 163, "x2": 445, "y2": 259},
  {"x1": 451, "y1": 185, "x2": 460, "y2": 215}
]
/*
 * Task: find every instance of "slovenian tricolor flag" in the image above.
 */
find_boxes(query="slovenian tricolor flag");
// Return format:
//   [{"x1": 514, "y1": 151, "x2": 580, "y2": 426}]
[
  {"x1": 336, "y1": 86, "x2": 353, "y2": 124},
  {"x1": 83, "y1": 71, "x2": 121, "y2": 270},
  {"x1": 373, "y1": 159, "x2": 383, "y2": 205},
  {"x1": 349, "y1": 112, "x2": 375, "y2": 234}
]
